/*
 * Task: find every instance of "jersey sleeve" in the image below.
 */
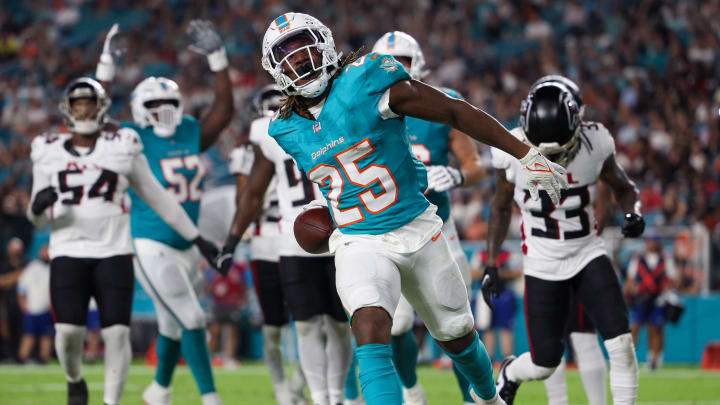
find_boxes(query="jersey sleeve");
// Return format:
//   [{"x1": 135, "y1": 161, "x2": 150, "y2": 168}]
[
  {"x1": 584, "y1": 122, "x2": 615, "y2": 161},
  {"x1": 117, "y1": 127, "x2": 144, "y2": 157},
  {"x1": 228, "y1": 146, "x2": 254, "y2": 176},
  {"x1": 358, "y1": 53, "x2": 412, "y2": 95}
]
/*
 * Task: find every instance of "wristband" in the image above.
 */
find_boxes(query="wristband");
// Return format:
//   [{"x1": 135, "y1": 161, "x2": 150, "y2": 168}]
[{"x1": 207, "y1": 47, "x2": 229, "y2": 72}]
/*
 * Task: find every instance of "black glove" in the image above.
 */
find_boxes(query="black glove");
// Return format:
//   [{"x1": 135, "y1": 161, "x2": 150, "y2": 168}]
[
  {"x1": 193, "y1": 236, "x2": 224, "y2": 275},
  {"x1": 31, "y1": 186, "x2": 58, "y2": 215},
  {"x1": 621, "y1": 213, "x2": 645, "y2": 238},
  {"x1": 481, "y1": 266, "x2": 499, "y2": 311},
  {"x1": 216, "y1": 235, "x2": 240, "y2": 277}
]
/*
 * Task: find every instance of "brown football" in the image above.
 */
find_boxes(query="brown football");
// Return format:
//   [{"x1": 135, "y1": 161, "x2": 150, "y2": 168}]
[{"x1": 294, "y1": 207, "x2": 335, "y2": 254}]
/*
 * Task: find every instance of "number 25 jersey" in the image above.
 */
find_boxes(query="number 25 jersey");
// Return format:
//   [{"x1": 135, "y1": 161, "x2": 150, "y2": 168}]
[
  {"x1": 491, "y1": 123, "x2": 615, "y2": 280},
  {"x1": 268, "y1": 53, "x2": 429, "y2": 235},
  {"x1": 28, "y1": 129, "x2": 143, "y2": 259}
]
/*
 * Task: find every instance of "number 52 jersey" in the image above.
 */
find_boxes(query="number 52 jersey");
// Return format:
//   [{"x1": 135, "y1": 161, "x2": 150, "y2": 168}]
[
  {"x1": 28, "y1": 129, "x2": 145, "y2": 259},
  {"x1": 490, "y1": 123, "x2": 615, "y2": 281}
]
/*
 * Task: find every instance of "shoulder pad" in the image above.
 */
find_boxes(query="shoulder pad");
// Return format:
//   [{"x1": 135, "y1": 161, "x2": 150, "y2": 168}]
[
  {"x1": 114, "y1": 127, "x2": 144, "y2": 156},
  {"x1": 30, "y1": 132, "x2": 68, "y2": 162},
  {"x1": 228, "y1": 145, "x2": 254, "y2": 175},
  {"x1": 249, "y1": 116, "x2": 272, "y2": 145},
  {"x1": 342, "y1": 53, "x2": 411, "y2": 95},
  {"x1": 579, "y1": 121, "x2": 614, "y2": 159}
]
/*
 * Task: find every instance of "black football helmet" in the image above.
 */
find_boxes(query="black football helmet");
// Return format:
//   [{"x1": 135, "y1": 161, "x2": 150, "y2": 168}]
[
  {"x1": 251, "y1": 84, "x2": 284, "y2": 118},
  {"x1": 530, "y1": 75, "x2": 583, "y2": 108},
  {"x1": 519, "y1": 81, "x2": 581, "y2": 167},
  {"x1": 58, "y1": 77, "x2": 111, "y2": 135}
]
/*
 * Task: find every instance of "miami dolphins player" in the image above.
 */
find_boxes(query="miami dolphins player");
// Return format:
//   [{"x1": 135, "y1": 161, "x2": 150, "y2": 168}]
[
  {"x1": 95, "y1": 20, "x2": 233, "y2": 405},
  {"x1": 256, "y1": 12, "x2": 567, "y2": 405},
  {"x1": 370, "y1": 31, "x2": 486, "y2": 405}
]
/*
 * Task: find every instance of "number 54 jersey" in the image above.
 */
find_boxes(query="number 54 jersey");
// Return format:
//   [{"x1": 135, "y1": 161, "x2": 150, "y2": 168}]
[
  {"x1": 28, "y1": 129, "x2": 144, "y2": 259},
  {"x1": 491, "y1": 123, "x2": 615, "y2": 281}
]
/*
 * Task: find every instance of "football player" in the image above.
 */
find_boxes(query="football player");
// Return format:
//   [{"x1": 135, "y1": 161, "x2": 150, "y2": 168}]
[
  {"x1": 26, "y1": 77, "x2": 220, "y2": 405},
  {"x1": 484, "y1": 76, "x2": 644, "y2": 405},
  {"x1": 370, "y1": 31, "x2": 486, "y2": 405},
  {"x1": 95, "y1": 20, "x2": 233, "y2": 405},
  {"x1": 252, "y1": 12, "x2": 566, "y2": 405},
  {"x1": 228, "y1": 85, "x2": 308, "y2": 405},
  {"x1": 219, "y1": 83, "x2": 354, "y2": 404}
]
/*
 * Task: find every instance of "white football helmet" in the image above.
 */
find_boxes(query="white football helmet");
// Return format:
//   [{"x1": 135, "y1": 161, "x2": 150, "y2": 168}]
[
  {"x1": 261, "y1": 13, "x2": 341, "y2": 98},
  {"x1": 58, "y1": 77, "x2": 111, "y2": 135},
  {"x1": 130, "y1": 77, "x2": 183, "y2": 137},
  {"x1": 372, "y1": 31, "x2": 427, "y2": 80}
]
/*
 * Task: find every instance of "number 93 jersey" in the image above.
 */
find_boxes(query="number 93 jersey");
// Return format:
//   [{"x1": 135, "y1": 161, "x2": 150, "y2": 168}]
[
  {"x1": 269, "y1": 53, "x2": 429, "y2": 235},
  {"x1": 491, "y1": 123, "x2": 615, "y2": 281},
  {"x1": 122, "y1": 116, "x2": 205, "y2": 251},
  {"x1": 29, "y1": 129, "x2": 143, "y2": 259}
]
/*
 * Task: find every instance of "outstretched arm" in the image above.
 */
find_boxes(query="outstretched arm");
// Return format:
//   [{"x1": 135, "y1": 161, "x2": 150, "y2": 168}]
[
  {"x1": 389, "y1": 79, "x2": 568, "y2": 204},
  {"x1": 186, "y1": 20, "x2": 235, "y2": 151},
  {"x1": 599, "y1": 154, "x2": 644, "y2": 237}
]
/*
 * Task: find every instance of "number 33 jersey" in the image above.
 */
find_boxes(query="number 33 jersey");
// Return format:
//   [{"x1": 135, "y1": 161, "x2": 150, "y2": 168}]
[
  {"x1": 491, "y1": 122, "x2": 615, "y2": 281},
  {"x1": 29, "y1": 128, "x2": 144, "y2": 259}
]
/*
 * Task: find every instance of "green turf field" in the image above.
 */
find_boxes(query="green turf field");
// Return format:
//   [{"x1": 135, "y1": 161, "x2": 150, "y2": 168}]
[{"x1": 1, "y1": 362, "x2": 718, "y2": 404}]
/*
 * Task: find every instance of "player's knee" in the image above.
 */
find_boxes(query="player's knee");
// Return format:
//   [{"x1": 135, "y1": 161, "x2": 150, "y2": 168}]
[
  {"x1": 101, "y1": 324, "x2": 130, "y2": 347},
  {"x1": 534, "y1": 363, "x2": 557, "y2": 379},
  {"x1": 604, "y1": 333, "x2": 637, "y2": 370},
  {"x1": 262, "y1": 325, "x2": 282, "y2": 344},
  {"x1": 184, "y1": 310, "x2": 207, "y2": 331},
  {"x1": 432, "y1": 312, "x2": 474, "y2": 342},
  {"x1": 390, "y1": 313, "x2": 413, "y2": 336},
  {"x1": 352, "y1": 306, "x2": 392, "y2": 345},
  {"x1": 55, "y1": 323, "x2": 86, "y2": 344},
  {"x1": 296, "y1": 315, "x2": 323, "y2": 337}
]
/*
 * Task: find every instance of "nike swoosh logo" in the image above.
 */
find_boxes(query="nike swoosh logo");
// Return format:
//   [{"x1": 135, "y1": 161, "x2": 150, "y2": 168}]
[{"x1": 534, "y1": 162, "x2": 547, "y2": 169}]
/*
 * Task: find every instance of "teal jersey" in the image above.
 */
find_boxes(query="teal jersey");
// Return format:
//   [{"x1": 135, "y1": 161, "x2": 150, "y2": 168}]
[
  {"x1": 269, "y1": 53, "x2": 429, "y2": 235},
  {"x1": 406, "y1": 87, "x2": 462, "y2": 222},
  {"x1": 125, "y1": 116, "x2": 204, "y2": 250}
]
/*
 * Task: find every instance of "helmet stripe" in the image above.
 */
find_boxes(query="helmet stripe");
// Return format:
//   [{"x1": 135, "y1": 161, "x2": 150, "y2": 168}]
[{"x1": 387, "y1": 32, "x2": 395, "y2": 49}]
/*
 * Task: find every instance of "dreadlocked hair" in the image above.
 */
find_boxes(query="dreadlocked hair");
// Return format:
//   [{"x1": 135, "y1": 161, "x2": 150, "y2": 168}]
[{"x1": 278, "y1": 47, "x2": 365, "y2": 119}]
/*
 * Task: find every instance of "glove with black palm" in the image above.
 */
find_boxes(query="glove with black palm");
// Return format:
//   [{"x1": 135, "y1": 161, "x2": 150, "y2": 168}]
[
  {"x1": 215, "y1": 235, "x2": 240, "y2": 277},
  {"x1": 193, "y1": 236, "x2": 227, "y2": 276},
  {"x1": 481, "y1": 266, "x2": 499, "y2": 311},
  {"x1": 187, "y1": 19, "x2": 228, "y2": 72},
  {"x1": 31, "y1": 186, "x2": 58, "y2": 216},
  {"x1": 621, "y1": 213, "x2": 645, "y2": 238}
]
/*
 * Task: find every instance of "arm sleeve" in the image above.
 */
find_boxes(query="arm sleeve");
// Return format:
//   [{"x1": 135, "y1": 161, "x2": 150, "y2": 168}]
[
  {"x1": 228, "y1": 146, "x2": 254, "y2": 175},
  {"x1": 128, "y1": 154, "x2": 200, "y2": 241}
]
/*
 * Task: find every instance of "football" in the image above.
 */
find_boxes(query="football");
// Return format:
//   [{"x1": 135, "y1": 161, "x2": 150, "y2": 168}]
[{"x1": 294, "y1": 207, "x2": 336, "y2": 254}]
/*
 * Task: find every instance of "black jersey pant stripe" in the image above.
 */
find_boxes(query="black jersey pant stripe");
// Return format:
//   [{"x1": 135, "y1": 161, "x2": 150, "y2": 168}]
[
  {"x1": 50, "y1": 255, "x2": 134, "y2": 328},
  {"x1": 524, "y1": 255, "x2": 630, "y2": 367}
]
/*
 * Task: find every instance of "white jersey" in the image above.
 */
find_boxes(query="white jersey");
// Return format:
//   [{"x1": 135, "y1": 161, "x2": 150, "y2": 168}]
[
  {"x1": 229, "y1": 141, "x2": 280, "y2": 262},
  {"x1": 28, "y1": 129, "x2": 198, "y2": 259},
  {"x1": 17, "y1": 260, "x2": 51, "y2": 314},
  {"x1": 491, "y1": 122, "x2": 615, "y2": 281},
  {"x1": 250, "y1": 116, "x2": 329, "y2": 258}
]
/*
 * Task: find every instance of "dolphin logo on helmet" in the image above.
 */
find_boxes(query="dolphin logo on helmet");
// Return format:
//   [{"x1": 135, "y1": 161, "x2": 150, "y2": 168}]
[
  {"x1": 130, "y1": 77, "x2": 184, "y2": 138},
  {"x1": 371, "y1": 31, "x2": 428, "y2": 80}
]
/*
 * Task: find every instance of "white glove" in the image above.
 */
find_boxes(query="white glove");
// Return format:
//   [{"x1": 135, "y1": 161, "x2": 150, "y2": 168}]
[
  {"x1": 95, "y1": 23, "x2": 124, "y2": 81},
  {"x1": 302, "y1": 199, "x2": 328, "y2": 211},
  {"x1": 519, "y1": 148, "x2": 568, "y2": 205},
  {"x1": 426, "y1": 165, "x2": 464, "y2": 192},
  {"x1": 187, "y1": 19, "x2": 228, "y2": 72}
]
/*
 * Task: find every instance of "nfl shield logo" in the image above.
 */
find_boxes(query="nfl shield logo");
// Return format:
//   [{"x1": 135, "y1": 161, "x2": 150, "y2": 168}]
[{"x1": 313, "y1": 122, "x2": 322, "y2": 133}]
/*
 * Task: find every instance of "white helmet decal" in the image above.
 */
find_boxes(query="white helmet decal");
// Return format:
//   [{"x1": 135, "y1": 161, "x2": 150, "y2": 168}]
[
  {"x1": 372, "y1": 31, "x2": 427, "y2": 80},
  {"x1": 261, "y1": 13, "x2": 341, "y2": 98},
  {"x1": 130, "y1": 77, "x2": 183, "y2": 138}
]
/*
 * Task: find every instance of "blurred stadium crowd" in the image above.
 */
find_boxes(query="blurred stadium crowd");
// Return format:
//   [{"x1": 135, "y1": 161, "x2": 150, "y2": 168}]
[{"x1": 0, "y1": 0, "x2": 719, "y2": 359}]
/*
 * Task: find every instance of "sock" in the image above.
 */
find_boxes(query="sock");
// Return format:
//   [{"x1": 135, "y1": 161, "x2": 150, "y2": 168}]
[
  {"x1": 443, "y1": 331, "x2": 495, "y2": 400},
  {"x1": 101, "y1": 325, "x2": 132, "y2": 405},
  {"x1": 452, "y1": 362, "x2": 473, "y2": 403},
  {"x1": 390, "y1": 330, "x2": 419, "y2": 388},
  {"x1": 345, "y1": 353, "x2": 360, "y2": 400},
  {"x1": 262, "y1": 325, "x2": 287, "y2": 389},
  {"x1": 182, "y1": 328, "x2": 216, "y2": 395},
  {"x1": 505, "y1": 352, "x2": 555, "y2": 382},
  {"x1": 571, "y1": 332, "x2": 607, "y2": 405},
  {"x1": 325, "y1": 316, "x2": 353, "y2": 404},
  {"x1": 356, "y1": 344, "x2": 402, "y2": 405},
  {"x1": 543, "y1": 357, "x2": 568, "y2": 405},
  {"x1": 604, "y1": 333, "x2": 638, "y2": 405},
  {"x1": 55, "y1": 323, "x2": 86, "y2": 382},
  {"x1": 296, "y1": 316, "x2": 329, "y2": 405},
  {"x1": 155, "y1": 334, "x2": 181, "y2": 387}
]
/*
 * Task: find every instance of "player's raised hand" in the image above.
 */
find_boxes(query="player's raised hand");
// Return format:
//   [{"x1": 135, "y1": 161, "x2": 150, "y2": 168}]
[
  {"x1": 426, "y1": 165, "x2": 464, "y2": 192},
  {"x1": 96, "y1": 23, "x2": 125, "y2": 82},
  {"x1": 481, "y1": 266, "x2": 499, "y2": 311},
  {"x1": 187, "y1": 20, "x2": 228, "y2": 72},
  {"x1": 520, "y1": 148, "x2": 568, "y2": 205},
  {"x1": 621, "y1": 213, "x2": 645, "y2": 238},
  {"x1": 31, "y1": 186, "x2": 58, "y2": 216}
]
